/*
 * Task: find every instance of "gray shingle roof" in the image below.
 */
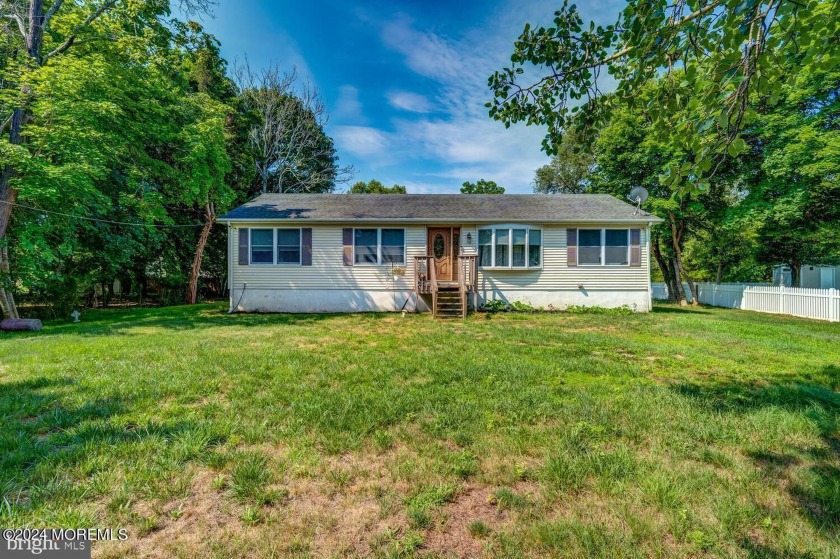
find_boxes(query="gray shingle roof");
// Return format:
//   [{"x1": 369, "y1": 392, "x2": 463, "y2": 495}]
[{"x1": 218, "y1": 194, "x2": 662, "y2": 223}]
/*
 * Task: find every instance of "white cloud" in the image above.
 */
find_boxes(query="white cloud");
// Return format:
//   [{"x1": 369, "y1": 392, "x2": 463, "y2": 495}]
[
  {"x1": 395, "y1": 117, "x2": 549, "y2": 191},
  {"x1": 331, "y1": 126, "x2": 391, "y2": 158},
  {"x1": 380, "y1": 15, "x2": 464, "y2": 82},
  {"x1": 386, "y1": 91, "x2": 432, "y2": 113},
  {"x1": 369, "y1": 7, "x2": 555, "y2": 192},
  {"x1": 351, "y1": 0, "x2": 624, "y2": 192},
  {"x1": 333, "y1": 85, "x2": 366, "y2": 123}
]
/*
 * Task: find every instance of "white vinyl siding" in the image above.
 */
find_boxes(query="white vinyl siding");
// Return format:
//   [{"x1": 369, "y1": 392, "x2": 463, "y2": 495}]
[
  {"x1": 231, "y1": 224, "x2": 424, "y2": 291},
  {"x1": 230, "y1": 223, "x2": 650, "y2": 293},
  {"x1": 459, "y1": 224, "x2": 649, "y2": 291}
]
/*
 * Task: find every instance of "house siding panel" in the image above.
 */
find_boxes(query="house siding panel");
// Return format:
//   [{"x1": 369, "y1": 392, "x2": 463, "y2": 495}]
[
  {"x1": 459, "y1": 224, "x2": 649, "y2": 291},
  {"x1": 229, "y1": 222, "x2": 653, "y2": 312},
  {"x1": 230, "y1": 223, "x2": 425, "y2": 291}
]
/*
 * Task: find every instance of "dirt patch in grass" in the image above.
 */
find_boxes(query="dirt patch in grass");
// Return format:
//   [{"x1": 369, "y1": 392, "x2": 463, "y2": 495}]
[
  {"x1": 275, "y1": 449, "x2": 416, "y2": 556},
  {"x1": 97, "y1": 470, "x2": 241, "y2": 559},
  {"x1": 423, "y1": 484, "x2": 510, "y2": 557},
  {"x1": 282, "y1": 477, "x2": 405, "y2": 557}
]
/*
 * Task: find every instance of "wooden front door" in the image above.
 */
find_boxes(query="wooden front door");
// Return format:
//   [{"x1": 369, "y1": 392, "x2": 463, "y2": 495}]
[{"x1": 428, "y1": 228, "x2": 459, "y2": 282}]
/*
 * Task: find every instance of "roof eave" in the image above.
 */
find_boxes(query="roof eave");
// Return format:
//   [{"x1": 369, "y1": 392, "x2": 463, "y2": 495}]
[{"x1": 217, "y1": 216, "x2": 664, "y2": 224}]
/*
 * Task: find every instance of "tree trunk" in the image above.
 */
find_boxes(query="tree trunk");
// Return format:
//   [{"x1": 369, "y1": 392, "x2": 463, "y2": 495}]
[
  {"x1": 0, "y1": 247, "x2": 19, "y2": 319},
  {"x1": 0, "y1": 108, "x2": 23, "y2": 318},
  {"x1": 671, "y1": 258, "x2": 688, "y2": 305},
  {"x1": 716, "y1": 261, "x2": 723, "y2": 284},
  {"x1": 186, "y1": 203, "x2": 215, "y2": 305},
  {"x1": 0, "y1": 0, "x2": 48, "y2": 318},
  {"x1": 651, "y1": 235, "x2": 679, "y2": 303},
  {"x1": 680, "y1": 265, "x2": 699, "y2": 304},
  {"x1": 790, "y1": 264, "x2": 801, "y2": 288},
  {"x1": 668, "y1": 210, "x2": 697, "y2": 306}
]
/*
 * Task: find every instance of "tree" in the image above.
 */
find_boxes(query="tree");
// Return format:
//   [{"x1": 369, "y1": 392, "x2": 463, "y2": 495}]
[
  {"x1": 236, "y1": 64, "x2": 351, "y2": 195},
  {"x1": 171, "y1": 22, "x2": 235, "y2": 305},
  {"x1": 349, "y1": 180, "x2": 406, "y2": 194},
  {"x1": 742, "y1": 66, "x2": 840, "y2": 284},
  {"x1": 488, "y1": 0, "x2": 840, "y2": 195},
  {"x1": 460, "y1": 179, "x2": 505, "y2": 194},
  {"x1": 533, "y1": 128, "x2": 595, "y2": 193},
  {"x1": 0, "y1": 0, "x2": 212, "y2": 317},
  {"x1": 586, "y1": 76, "x2": 745, "y2": 305}
]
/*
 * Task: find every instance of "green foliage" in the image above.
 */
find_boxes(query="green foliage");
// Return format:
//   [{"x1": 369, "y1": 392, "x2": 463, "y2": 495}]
[
  {"x1": 349, "y1": 179, "x2": 407, "y2": 194},
  {"x1": 480, "y1": 299, "x2": 536, "y2": 312},
  {"x1": 0, "y1": 2, "x2": 341, "y2": 313},
  {"x1": 460, "y1": 179, "x2": 505, "y2": 194},
  {"x1": 489, "y1": 0, "x2": 840, "y2": 195},
  {"x1": 564, "y1": 305, "x2": 633, "y2": 315},
  {"x1": 468, "y1": 520, "x2": 491, "y2": 538},
  {"x1": 533, "y1": 128, "x2": 596, "y2": 193}
]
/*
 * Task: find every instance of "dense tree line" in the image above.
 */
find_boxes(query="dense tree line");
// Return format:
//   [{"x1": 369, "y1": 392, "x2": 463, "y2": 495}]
[
  {"x1": 0, "y1": 1, "x2": 345, "y2": 318},
  {"x1": 497, "y1": 0, "x2": 839, "y2": 304},
  {"x1": 531, "y1": 67, "x2": 840, "y2": 302}
]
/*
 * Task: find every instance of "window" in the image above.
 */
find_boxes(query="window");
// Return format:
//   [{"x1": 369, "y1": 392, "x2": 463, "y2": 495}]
[
  {"x1": 529, "y1": 230, "x2": 541, "y2": 267},
  {"x1": 578, "y1": 229, "x2": 602, "y2": 265},
  {"x1": 477, "y1": 226, "x2": 542, "y2": 269},
  {"x1": 276, "y1": 229, "x2": 301, "y2": 264},
  {"x1": 577, "y1": 229, "x2": 630, "y2": 266},
  {"x1": 478, "y1": 229, "x2": 492, "y2": 267},
  {"x1": 495, "y1": 229, "x2": 510, "y2": 267},
  {"x1": 354, "y1": 229, "x2": 378, "y2": 264},
  {"x1": 605, "y1": 229, "x2": 629, "y2": 265},
  {"x1": 250, "y1": 229, "x2": 274, "y2": 264},
  {"x1": 512, "y1": 229, "x2": 528, "y2": 267},
  {"x1": 250, "y1": 228, "x2": 302, "y2": 265},
  {"x1": 354, "y1": 228, "x2": 405, "y2": 265},
  {"x1": 381, "y1": 229, "x2": 405, "y2": 264}
]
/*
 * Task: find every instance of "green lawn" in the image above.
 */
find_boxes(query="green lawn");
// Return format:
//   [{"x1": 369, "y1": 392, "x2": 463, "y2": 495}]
[{"x1": 1, "y1": 304, "x2": 838, "y2": 558}]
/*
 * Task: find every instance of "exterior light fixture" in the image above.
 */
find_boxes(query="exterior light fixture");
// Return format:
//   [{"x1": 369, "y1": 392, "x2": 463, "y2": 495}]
[{"x1": 466, "y1": 233, "x2": 472, "y2": 244}]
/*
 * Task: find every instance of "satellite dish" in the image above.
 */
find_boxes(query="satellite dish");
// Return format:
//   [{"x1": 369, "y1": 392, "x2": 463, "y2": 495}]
[
  {"x1": 628, "y1": 187, "x2": 649, "y2": 216},
  {"x1": 628, "y1": 186, "x2": 649, "y2": 204}
]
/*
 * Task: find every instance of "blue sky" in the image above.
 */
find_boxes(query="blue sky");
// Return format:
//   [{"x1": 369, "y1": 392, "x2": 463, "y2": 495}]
[{"x1": 192, "y1": 0, "x2": 622, "y2": 193}]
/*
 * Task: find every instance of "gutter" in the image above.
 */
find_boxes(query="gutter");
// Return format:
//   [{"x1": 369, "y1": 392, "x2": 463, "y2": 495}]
[{"x1": 217, "y1": 216, "x2": 665, "y2": 225}]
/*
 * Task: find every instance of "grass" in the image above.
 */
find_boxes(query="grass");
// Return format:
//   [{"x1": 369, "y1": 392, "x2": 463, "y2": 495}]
[{"x1": 0, "y1": 303, "x2": 838, "y2": 558}]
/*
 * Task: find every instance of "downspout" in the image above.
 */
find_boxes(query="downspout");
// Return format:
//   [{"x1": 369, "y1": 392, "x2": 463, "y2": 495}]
[{"x1": 227, "y1": 223, "x2": 235, "y2": 313}]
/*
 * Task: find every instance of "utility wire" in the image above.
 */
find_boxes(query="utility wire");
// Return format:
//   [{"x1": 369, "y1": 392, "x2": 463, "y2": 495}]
[{"x1": 0, "y1": 199, "x2": 207, "y2": 228}]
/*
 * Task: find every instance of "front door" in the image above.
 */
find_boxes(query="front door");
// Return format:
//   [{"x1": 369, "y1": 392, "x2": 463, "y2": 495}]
[{"x1": 428, "y1": 228, "x2": 459, "y2": 282}]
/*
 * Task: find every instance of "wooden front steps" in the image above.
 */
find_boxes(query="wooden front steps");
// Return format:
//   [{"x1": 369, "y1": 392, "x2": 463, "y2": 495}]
[
  {"x1": 414, "y1": 254, "x2": 477, "y2": 319},
  {"x1": 435, "y1": 287, "x2": 465, "y2": 319}
]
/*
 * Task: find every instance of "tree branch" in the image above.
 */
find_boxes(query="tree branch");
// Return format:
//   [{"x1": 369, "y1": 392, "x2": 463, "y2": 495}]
[
  {"x1": 503, "y1": 0, "x2": 724, "y2": 101},
  {"x1": 42, "y1": 0, "x2": 117, "y2": 62},
  {"x1": 43, "y1": 0, "x2": 64, "y2": 28},
  {"x1": 0, "y1": 113, "x2": 11, "y2": 134},
  {"x1": 4, "y1": 12, "x2": 27, "y2": 40}
]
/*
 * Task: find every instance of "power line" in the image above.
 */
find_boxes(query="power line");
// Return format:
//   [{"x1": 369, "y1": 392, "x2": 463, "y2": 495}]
[{"x1": 0, "y1": 199, "x2": 207, "y2": 228}]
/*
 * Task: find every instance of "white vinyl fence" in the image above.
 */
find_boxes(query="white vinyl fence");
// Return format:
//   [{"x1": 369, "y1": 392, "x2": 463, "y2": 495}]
[{"x1": 652, "y1": 282, "x2": 840, "y2": 322}]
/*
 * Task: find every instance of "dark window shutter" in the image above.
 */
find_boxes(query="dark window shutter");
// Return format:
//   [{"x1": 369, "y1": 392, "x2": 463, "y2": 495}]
[
  {"x1": 630, "y1": 228, "x2": 642, "y2": 267},
  {"x1": 342, "y1": 228, "x2": 353, "y2": 266},
  {"x1": 301, "y1": 228, "x2": 313, "y2": 266},
  {"x1": 238, "y1": 228, "x2": 249, "y2": 266},
  {"x1": 567, "y1": 228, "x2": 577, "y2": 267}
]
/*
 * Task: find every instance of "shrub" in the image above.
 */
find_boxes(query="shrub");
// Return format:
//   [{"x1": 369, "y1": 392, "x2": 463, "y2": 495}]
[{"x1": 564, "y1": 305, "x2": 634, "y2": 315}]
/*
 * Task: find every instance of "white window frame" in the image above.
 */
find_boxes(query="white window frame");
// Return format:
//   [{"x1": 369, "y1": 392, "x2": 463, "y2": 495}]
[
  {"x1": 577, "y1": 228, "x2": 630, "y2": 267},
  {"x1": 275, "y1": 228, "x2": 303, "y2": 266},
  {"x1": 353, "y1": 228, "x2": 406, "y2": 266},
  {"x1": 477, "y1": 225, "x2": 543, "y2": 270},
  {"x1": 249, "y1": 228, "x2": 303, "y2": 266}
]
